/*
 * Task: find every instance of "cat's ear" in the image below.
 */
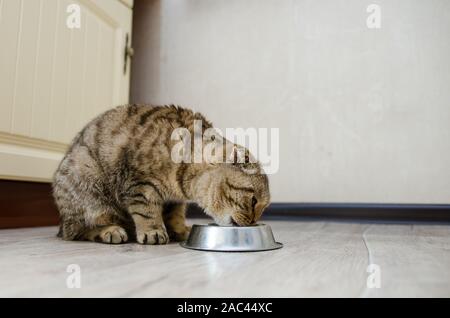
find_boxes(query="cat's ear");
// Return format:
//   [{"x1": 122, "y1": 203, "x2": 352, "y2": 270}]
[
  {"x1": 230, "y1": 146, "x2": 252, "y2": 165},
  {"x1": 229, "y1": 145, "x2": 238, "y2": 165},
  {"x1": 244, "y1": 149, "x2": 251, "y2": 164}
]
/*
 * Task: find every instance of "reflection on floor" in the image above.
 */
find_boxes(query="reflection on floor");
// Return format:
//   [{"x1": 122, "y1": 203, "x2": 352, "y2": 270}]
[{"x1": 0, "y1": 218, "x2": 449, "y2": 297}]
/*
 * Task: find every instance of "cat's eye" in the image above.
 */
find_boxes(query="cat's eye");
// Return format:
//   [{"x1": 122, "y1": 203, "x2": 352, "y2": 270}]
[{"x1": 251, "y1": 196, "x2": 258, "y2": 210}]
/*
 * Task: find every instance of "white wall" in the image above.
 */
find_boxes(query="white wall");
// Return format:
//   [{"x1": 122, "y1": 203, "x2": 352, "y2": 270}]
[{"x1": 131, "y1": 0, "x2": 450, "y2": 204}]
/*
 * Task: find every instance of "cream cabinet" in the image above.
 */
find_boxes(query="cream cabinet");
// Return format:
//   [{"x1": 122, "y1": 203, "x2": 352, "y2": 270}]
[{"x1": 0, "y1": 0, "x2": 133, "y2": 182}]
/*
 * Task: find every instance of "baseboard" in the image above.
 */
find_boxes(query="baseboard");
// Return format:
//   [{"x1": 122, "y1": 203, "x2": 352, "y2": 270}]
[
  {"x1": 1, "y1": 179, "x2": 449, "y2": 230},
  {"x1": 0, "y1": 180, "x2": 59, "y2": 229},
  {"x1": 187, "y1": 202, "x2": 450, "y2": 222}
]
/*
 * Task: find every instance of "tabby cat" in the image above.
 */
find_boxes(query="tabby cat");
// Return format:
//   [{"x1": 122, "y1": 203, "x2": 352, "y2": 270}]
[{"x1": 52, "y1": 105, "x2": 270, "y2": 244}]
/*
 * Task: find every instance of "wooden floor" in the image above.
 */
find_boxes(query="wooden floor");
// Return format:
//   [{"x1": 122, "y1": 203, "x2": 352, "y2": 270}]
[{"x1": 0, "y1": 218, "x2": 449, "y2": 297}]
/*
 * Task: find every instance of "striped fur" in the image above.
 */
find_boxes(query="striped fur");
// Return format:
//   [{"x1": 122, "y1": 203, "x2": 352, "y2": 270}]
[{"x1": 52, "y1": 105, "x2": 270, "y2": 244}]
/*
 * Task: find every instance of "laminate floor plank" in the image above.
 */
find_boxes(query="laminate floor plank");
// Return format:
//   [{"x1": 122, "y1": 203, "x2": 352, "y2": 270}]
[{"x1": 0, "y1": 220, "x2": 449, "y2": 297}]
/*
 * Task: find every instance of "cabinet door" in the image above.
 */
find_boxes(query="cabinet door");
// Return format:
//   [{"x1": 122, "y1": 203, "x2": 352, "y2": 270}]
[{"x1": 0, "y1": 0, "x2": 132, "y2": 182}]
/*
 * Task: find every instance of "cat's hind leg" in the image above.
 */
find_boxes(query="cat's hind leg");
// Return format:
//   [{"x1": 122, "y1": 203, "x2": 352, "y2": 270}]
[
  {"x1": 79, "y1": 210, "x2": 129, "y2": 244},
  {"x1": 54, "y1": 146, "x2": 130, "y2": 244},
  {"x1": 163, "y1": 202, "x2": 191, "y2": 242},
  {"x1": 58, "y1": 201, "x2": 129, "y2": 244}
]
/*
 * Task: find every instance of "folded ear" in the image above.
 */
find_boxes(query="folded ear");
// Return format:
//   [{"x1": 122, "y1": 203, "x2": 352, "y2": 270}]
[
  {"x1": 229, "y1": 144, "x2": 246, "y2": 164},
  {"x1": 228, "y1": 145, "x2": 240, "y2": 165}
]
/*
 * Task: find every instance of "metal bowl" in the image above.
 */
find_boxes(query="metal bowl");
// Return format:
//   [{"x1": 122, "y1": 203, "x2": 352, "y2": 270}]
[{"x1": 180, "y1": 223, "x2": 283, "y2": 252}]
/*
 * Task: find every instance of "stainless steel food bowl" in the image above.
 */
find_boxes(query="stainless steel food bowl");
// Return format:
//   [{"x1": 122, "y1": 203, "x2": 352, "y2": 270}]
[{"x1": 180, "y1": 223, "x2": 283, "y2": 252}]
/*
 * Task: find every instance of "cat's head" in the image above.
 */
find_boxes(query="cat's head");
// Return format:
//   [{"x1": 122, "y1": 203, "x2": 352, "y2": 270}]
[{"x1": 197, "y1": 145, "x2": 271, "y2": 226}]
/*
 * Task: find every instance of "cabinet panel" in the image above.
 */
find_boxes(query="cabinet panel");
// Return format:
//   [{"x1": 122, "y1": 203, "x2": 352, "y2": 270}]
[{"x1": 0, "y1": 0, "x2": 132, "y2": 181}]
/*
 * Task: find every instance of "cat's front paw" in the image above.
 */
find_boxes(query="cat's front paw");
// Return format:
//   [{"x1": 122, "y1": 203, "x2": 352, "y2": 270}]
[
  {"x1": 168, "y1": 225, "x2": 191, "y2": 242},
  {"x1": 94, "y1": 225, "x2": 128, "y2": 244},
  {"x1": 136, "y1": 227, "x2": 169, "y2": 245}
]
